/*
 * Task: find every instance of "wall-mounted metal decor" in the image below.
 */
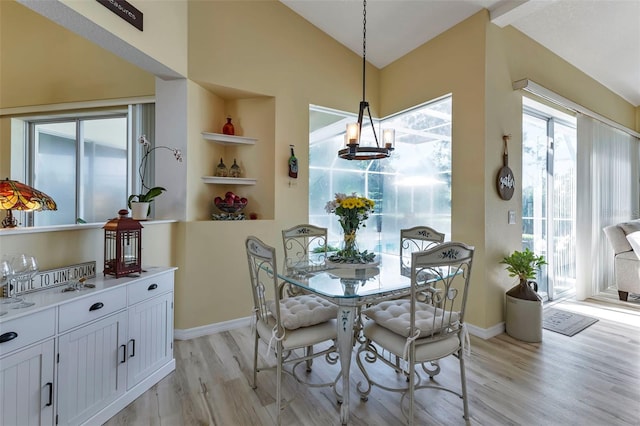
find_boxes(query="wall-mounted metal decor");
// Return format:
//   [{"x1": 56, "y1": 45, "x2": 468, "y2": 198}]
[{"x1": 497, "y1": 134, "x2": 515, "y2": 200}]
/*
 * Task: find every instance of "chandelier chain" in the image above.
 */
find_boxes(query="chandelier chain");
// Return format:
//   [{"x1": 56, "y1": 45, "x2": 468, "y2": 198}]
[
  {"x1": 362, "y1": 0, "x2": 367, "y2": 102},
  {"x1": 362, "y1": 0, "x2": 367, "y2": 61}
]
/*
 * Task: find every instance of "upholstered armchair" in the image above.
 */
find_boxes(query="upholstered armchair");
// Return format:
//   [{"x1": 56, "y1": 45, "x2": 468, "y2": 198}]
[{"x1": 603, "y1": 220, "x2": 640, "y2": 301}]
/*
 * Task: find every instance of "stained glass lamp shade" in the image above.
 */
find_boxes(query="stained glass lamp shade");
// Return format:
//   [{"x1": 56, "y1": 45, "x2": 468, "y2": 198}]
[{"x1": 0, "y1": 178, "x2": 57, "y2": 228}]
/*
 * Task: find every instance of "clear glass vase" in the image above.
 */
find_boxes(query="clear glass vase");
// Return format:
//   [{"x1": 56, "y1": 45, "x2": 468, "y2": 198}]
[{"x1": 341, "y1": 230, "x2": 359, "y2": 259}]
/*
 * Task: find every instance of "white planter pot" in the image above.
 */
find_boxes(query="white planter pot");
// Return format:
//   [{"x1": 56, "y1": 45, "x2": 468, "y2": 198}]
[
  {"x1": 130, "y1": 202, "x2": 150, "y2": 220},
  {"x1": 505, "y1": 294, "x2": 543, "y2": 342}
]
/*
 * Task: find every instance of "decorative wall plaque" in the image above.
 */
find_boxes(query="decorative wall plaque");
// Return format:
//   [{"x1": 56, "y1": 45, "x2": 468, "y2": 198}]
[{"x1": 96, "y1": 0, "x2": 143, "y2": 31}]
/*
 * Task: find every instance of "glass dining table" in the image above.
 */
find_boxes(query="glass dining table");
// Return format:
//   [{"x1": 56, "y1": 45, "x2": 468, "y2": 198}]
[{"x1": 278, "y1": 254, "x2": 412, "y2": 425}]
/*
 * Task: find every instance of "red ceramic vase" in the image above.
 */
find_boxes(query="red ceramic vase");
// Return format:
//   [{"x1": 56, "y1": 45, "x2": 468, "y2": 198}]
[{"x1": 222, "y1": 117, "x2": 235, "y2": 135}]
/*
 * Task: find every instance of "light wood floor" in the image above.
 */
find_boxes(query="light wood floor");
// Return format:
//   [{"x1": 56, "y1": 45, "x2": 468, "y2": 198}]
[{"x1": 104, "y1": 298, "x2": 640, "y2": 425}]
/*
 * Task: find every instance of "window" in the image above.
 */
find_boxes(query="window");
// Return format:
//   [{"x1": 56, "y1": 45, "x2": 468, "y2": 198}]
[
  {"x1": 19, "y1": 103, "x2": 154, "y2": 226},
  {"x1": 309, "y1": 96, "x2": 452, "y2": 255}
]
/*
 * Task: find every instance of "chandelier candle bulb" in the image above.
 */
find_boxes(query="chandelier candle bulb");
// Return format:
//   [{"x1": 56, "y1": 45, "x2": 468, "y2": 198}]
[
  {"x1": 346, "y1": 123, "x2": 360, "y2": 144},
  {"x1": 383, "y1": 129, "x2": 395, "y2": 149}
]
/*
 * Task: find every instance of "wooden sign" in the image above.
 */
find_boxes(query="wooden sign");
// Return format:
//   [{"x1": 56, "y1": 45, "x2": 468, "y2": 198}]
[
  {"x1": 96, "y1": 0, "x2": 143, "y2": 31},
  {"x1": 12, "y1": 261, "x2": 97, "y2": 295},
  {"x1": 497, "y1": 165, "x2": 515, "y2": 200},
  {"x1": 497, "y1": 135, "x2": 515, "y2": 200}
]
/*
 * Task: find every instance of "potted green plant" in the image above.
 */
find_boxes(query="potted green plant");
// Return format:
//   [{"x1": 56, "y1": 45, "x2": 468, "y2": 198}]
[
  {"x1": 500, "y1": 248, "x2": 547, "y2": 301},
  {"x1": 501, "y1": 247, "x2": 547, "y2": 342},
  {"x1": 128, "y1": 135, "x2": 182, "y2": 219}
]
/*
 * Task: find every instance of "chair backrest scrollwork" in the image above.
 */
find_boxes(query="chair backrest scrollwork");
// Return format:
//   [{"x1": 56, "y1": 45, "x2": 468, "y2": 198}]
[
  {"x1": 282, "y1": 224, "x2": 328, "y2": 269},
  {"x1": 400, "y1": 226, "x2": 445, "y2": 276}
]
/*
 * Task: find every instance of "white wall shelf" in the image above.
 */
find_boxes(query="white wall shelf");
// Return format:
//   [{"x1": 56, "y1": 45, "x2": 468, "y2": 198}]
[
  {"x1": 201, "y1": 176, "x2": 257, "y2": 185},
  {"x1": 201, "y1": 132, "x2": 257, "y2": 145}
]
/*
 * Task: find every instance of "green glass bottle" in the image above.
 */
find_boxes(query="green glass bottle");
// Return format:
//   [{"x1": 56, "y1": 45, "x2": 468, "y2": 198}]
[{"x1": 288, "y1": 146, "x2": 298, "y2": 178}]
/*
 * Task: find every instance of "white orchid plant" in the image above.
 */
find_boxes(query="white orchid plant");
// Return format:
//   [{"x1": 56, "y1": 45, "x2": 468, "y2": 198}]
[{"x1": 127, "y1": 135, "x2": 183, "y2": 208}]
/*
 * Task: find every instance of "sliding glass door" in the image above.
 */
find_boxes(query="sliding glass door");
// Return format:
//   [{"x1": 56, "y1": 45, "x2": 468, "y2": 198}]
[{"x1": 522, "y1": 99, "x2": 577, "y2": 300}]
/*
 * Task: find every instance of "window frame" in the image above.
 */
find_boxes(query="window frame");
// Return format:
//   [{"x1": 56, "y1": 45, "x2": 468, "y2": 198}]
[
  {"x1": 15, "y1": 103, "x2": 154, "y2": 227},
  {"x1": 308, "y1": 95, "x2": 453, "y2": 255}
]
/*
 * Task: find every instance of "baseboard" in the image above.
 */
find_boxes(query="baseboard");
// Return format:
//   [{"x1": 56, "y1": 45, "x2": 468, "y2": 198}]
[
  {"x1": 174, "y1": 316, "x2": 251, "y2": 340},
  {"x1": 175, "y1": 316, "x2": 504, "y2": 341},
  {"x1": 467, "y1": 321, "x2": 505, "y2": 339}
]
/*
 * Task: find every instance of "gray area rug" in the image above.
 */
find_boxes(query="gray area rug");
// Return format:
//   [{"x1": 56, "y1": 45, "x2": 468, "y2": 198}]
[{"x1": 543, "y1": 308, "x2": 599, "y2": 336}]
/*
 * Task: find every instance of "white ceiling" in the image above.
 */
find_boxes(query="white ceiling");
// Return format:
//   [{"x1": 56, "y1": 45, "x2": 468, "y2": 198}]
[{"x1": 280, "y1": 0, "x2": 640, "y2": 107}]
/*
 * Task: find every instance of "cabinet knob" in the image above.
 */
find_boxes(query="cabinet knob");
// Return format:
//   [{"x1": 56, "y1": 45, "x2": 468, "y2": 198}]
[
  {"x1": 89, "y1": 302, "x2": 104, "y2": 311},
  {"x1": 0, "y1": 331, "x2": 18, "y2": 343},
  {"x1": 148, "y1": 283, "x2": 158, "y2": 291}
]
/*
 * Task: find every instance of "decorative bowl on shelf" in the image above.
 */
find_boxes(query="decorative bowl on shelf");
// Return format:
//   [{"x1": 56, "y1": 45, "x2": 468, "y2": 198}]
[
  {"x1": 215, "y1": 201, "x2": 247, "y2": 214},
  {"x1": 214, "y1": 191, "x2": 248, "y2": 214}
]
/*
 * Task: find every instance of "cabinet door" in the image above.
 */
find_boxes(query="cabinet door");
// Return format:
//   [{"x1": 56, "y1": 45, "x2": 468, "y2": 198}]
[
  {"x1": 127, "y1": 292, "x2": 173, "y2": 389},
  {"x1": 0, "y1": 340, "x2": 55, "y2": 426},
  {"x1": 56, "y1": 312, "x2": 127, "y2": 426}
]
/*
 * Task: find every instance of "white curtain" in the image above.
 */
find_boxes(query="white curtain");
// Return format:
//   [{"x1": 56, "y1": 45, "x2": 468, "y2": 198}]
[{"x1": 575, "y1": 113, "x2": 640, "y2": 299}]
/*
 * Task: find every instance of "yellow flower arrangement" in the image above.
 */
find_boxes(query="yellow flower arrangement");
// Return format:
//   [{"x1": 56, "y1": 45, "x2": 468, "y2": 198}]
[{"x1": 325, "y1": 193, "x2": 376, "y2": 263}]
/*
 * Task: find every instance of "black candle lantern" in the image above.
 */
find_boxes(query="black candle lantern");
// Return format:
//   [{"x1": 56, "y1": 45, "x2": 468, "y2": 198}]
[{"x1": 103, "y1": 209, "x2": 143, "y2": 278}]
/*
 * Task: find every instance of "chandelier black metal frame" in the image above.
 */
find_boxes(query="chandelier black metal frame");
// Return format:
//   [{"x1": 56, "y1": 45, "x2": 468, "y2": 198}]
[{"x1": 338, "y1": 0, "x2": 395, "y2": 161}]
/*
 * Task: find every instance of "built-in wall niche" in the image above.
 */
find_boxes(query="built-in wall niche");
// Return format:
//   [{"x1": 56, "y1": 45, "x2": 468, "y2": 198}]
[
  {"x1": 201, "y1": 132, "x2": 257, "y2": 185},
  {"x1": 197, "y1": 91, "x2": 275, "y2": 222}
]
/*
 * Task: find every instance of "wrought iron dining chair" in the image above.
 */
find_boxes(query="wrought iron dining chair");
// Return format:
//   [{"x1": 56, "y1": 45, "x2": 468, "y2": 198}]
[
  {"x1": 395, "y1": 226, "x2": 447, "y2": 374},
  {"x1": 281, "y1": 224, "x2": 328, "y2": 298},
  {"x1": 399, "y1": 226, "x2": 445, "y2": 277},
  {"x1": 282, "y1": 224, "x2": 328, "y2": 268},
  {"x1": 245, "y1": 236, "x2": 339, "y2": 424},
  {"x1": 355, "y1": 241, "x2": 475, "y2": 425}
]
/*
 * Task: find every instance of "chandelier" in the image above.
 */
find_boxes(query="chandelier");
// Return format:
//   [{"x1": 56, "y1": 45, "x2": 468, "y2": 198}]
[{"x1": 338, "y1": 0, "x2": 395, "y2": 161}]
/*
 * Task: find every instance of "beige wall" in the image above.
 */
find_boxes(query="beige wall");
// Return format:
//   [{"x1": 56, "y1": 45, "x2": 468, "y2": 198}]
[
  {"x1": 53, "y1": 0, "x2": 187, "y2": 78},
  {"x1": 0, "y1": 1, "x2": 171, "y2": 286},
  {"x1": 381, "y1": 12, "x2": 491, "y2": 325},
  {"x1": 0, "y1": 0, "x2": 155, "y2": 179},
  {"x1": 503, "y1": 26, "x2": 636, "y2": 132},
  {"x1": 0, "y1": 1, "x2": 155, "y2": 109},
  {"x1": 174, "y1": 0, "x2": 377, "y2": 328},
  {"x1": 0, "y1": 222, "x2": 174, "y2": 275},
  {"x1": 1, "y1": 1, "x2": 637, "y2": 331}
]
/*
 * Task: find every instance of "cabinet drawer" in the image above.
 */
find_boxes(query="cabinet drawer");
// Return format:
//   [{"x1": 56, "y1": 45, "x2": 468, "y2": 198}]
[
  {"x1": 58, "y1": 286, "x2": 127, "y2": 332},
  {"x1": 0, "y1": 308, "x2": 56, "y2": 356},
  {"x1": 128, "y1": 272, "x2": 173, "y2": 306}
]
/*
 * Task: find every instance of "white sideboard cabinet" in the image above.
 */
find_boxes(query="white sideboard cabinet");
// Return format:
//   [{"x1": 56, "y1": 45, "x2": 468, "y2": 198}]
[{"x1": 0, "y1": 266, "x2": 176, "y2": 426}]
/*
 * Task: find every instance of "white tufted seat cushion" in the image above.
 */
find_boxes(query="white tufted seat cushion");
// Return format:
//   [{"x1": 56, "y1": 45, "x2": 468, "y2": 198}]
[
  {"x1": 363, "y1": 299, "x2": 459, "y2": 337},
  {"x1": 267, "y1": 294, "x2": 337, "y2": 330}
]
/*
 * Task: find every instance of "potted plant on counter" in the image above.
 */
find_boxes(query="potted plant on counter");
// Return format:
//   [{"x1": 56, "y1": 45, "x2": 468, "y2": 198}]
[
  {"x1": 128, "y1": 135, "x2": 182, "y2": 220},
  {"x1": 501, "y1": 247, "x2": 547, "y2": 342}
]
